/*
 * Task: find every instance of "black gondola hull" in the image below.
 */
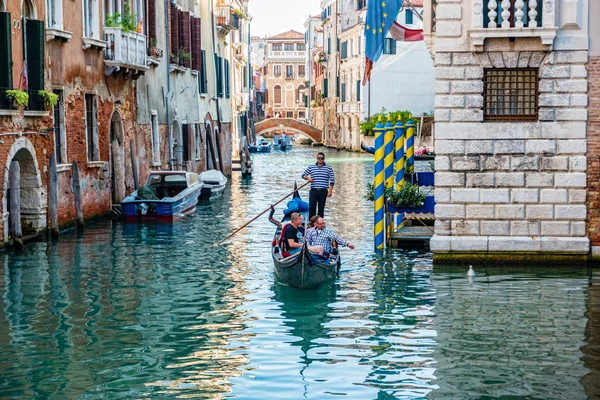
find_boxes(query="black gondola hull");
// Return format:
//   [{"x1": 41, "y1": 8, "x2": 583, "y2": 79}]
[{"x1": 272, "y1": 243, "x2": 339, "y2": 290}]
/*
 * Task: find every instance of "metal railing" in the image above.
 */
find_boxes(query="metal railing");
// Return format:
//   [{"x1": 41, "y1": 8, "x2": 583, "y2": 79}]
[
  {"x1": 0, "y1": 88, "x2": 14, "y2": 110},
  {"x1": 26, "y1": 90, "x2": 45, "y2": 111}
]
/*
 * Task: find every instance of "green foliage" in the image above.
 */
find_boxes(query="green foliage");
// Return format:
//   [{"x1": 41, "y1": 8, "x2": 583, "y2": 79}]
[
  {"x1": 429, "y1": 161, "x2": 435, "y2": 172},
  {"x1": 105, "y1": 2, "x2": 138, "y2": 33},
  {"x1": 365, "y1": 181, "x2": 426, "y2": 207},
  {"x1": 360, "y1": 109, "x2": 415, "y2": 136},
  {"x1": 387, "y1": 182, "x2": 426, "y2": 207},
  {"x1": 39, "y1": 90, "x2": 59, "y2": 107},
  {"x1": 178, "y1": 48, "x2": 192, "y2": 61},
  {"x1": 232, "y1": 8, "x2": 249, "y2": 20},
  {"x1": 6, "y1": 89, "x2": 29, "y2": 107}
]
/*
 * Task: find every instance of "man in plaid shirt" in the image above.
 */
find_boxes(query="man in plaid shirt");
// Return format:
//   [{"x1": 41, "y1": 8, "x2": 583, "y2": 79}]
[{"x1": 306, "y1": 217, "x2": 356, "y2": 255}]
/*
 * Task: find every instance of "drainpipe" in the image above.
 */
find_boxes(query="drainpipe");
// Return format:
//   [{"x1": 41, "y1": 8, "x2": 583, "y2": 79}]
[
  {"x1": 308, "y1": 18, "x2": 312, "y2": 124},
  {"x1": 165, "y1": 0, "x2": 173, "y2": 170}
]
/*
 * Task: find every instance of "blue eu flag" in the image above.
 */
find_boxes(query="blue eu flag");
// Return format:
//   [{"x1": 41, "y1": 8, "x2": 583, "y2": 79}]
[{"x1": 363, "y1": 0, "x2": 402, "y2": 84}]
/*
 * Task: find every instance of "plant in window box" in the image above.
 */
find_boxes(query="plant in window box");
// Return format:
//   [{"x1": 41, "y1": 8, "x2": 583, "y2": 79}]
[
  {"x1": 5, "y1": 89, "x2": 29, "y2": 109},
  {"x1": 232, "y1": 8, "x2": 249, "y2": 20},
  {"x1": 177, "y1": 48, "x2": 192, "y2": 65},
  {"x1": 169, "y1": 52, "x2": 178, "y2": 64},
  {"x1": 38, "y1": 90, "x2": 59, "y2": 108},
  {"x1": 148, "y1": 37, "x2": 163, "y2": 58}
]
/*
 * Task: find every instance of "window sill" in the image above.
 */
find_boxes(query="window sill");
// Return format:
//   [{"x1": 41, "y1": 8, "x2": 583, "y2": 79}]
[
  {"x1": 46, "y1": 28, "x2": 72, "y2": 43},
  {"x1": 0, "y1": 110, "x2": 19, "y2": 117},
  {"x1": 82, "y1": 37, "x2": 107, "y2": 51},
  {"x1": 56, "y1": 164, "x2": 72, "y2": 173},
  {"x1": 191, "y1": 69, "x2": 199, "y2": 77},
  {"x1": 147, "y1": 56, "x2": 161, "y2": 67},
  {"x1": 87, "y1": 161, "x2": 107, "y2": 168},
  {"x1": 151, "y1": 162, "x2": 162, "y2": 167},
  {"x1": 169, "y1": 65, "x2": 188, "y2": 74},
  {"x1": 23, "y1": 110, "x2": 50, "y2": 117},
  {"x1": 468, "y1": 27, "x2": 558, "y2": 49}
]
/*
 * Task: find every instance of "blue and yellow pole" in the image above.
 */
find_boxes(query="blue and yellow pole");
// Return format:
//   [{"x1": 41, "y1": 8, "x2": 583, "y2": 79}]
[
  {"x1": 394, "y1": 119, "x2": 405, "y2": 230},
  {"x1": 406, "y1": 117, "x2": 415, "y2": 173},
  {"x1": 374, "y1": 116, "x2": 385, "y2": 251},
  {"x1": 384, "y1": 116, "x2": 395, "y2": 188},
  {"x1": 395, "y1": 119, "x2": 405, "y2": 190}
]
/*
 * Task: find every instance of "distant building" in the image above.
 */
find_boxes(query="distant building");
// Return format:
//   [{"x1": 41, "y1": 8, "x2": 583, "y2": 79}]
[{"x1": 263, "y1": 30, "x2": 308, "y2": 120}]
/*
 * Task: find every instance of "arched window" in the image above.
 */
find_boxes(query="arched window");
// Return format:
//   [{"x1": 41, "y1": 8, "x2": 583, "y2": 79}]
[
  {"x1": 273, "y1": 85, "x2": 282, "y2": 104},
  {"x1": 297, "y1": 84, "x2": 305, "y2": 104}
]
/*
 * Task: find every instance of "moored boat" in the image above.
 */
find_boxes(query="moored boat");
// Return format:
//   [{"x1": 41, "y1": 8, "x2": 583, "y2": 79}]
[
  {"x1": 269, "y1": 191, "x2": 340, "y2": 290},
  {"x1": 273, "y1": 134, "x2": 293, "y2": 151},
  {"x1": 249, "y1": 136, "x2": 273, "y2": 153},
  {"x1": 122, "y1": 171, "x2": 203, "y2": 221},
  {"x1": 199, "y1": 169, "x2": 228, "y2": 201}
]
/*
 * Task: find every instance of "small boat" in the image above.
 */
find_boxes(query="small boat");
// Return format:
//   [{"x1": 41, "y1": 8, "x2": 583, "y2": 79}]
[
  {"x1": 361, "y1": 142, "x2": 375, "y2": 154},
  {"x1": 273, "y1": 134, "x2": 293, "y2": 151},
  {"x1": 122, "y1": 171, "x2": 203, "y2": 221},
  {"x1": 199, "y1": 169, "x2": 228, "y2": 201},
  {"x1": 249, "y1": 136, "x2": 272, "y2": 153},
  {"x1": 269, "y1": 189, "x2": 340, "y2": 290}
]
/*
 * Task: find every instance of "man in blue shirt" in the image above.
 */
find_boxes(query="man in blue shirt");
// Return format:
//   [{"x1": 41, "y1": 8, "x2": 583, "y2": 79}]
[{"x1": 302, "y1": 152, "x2": 335, "y2": 219}]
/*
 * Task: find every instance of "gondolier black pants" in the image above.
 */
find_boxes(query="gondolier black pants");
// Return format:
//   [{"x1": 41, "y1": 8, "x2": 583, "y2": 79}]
[{"x1": 309, "y1": 188, "x2": 328, "y2": 219}]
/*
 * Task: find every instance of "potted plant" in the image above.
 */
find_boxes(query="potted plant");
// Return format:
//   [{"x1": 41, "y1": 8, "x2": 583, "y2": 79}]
[
  {"x1": 148, "y1": 37, "x2": 163, "y2": 58},
  {"x1": 38, "y1": 90, "x2": 59, "y2": 108},
  {"x1": 169, "y1": 52, "x2": 178, "y2": 64},
  {"x1": 178, "y1": 48, "x2": 191, "y2": 65},
  {"x1": 5, "y1": 89, "x2": 29, "y2": 109}
]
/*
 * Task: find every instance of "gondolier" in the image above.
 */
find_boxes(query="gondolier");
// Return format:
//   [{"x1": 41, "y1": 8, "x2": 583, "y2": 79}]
[{"x1": 302, "y1": 152, "x2": 335, "y2": 219}]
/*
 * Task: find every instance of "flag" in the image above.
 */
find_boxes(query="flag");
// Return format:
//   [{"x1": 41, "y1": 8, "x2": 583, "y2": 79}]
[
  {"x1": 362, "y1": 0, "x2": 402, "y2": 85},
  {"x1": 389, "y1": 21, "x2": 423, "y2": 41},
  {"x1": 18, "y1": 60, "x2": 28, "y2": 91}
]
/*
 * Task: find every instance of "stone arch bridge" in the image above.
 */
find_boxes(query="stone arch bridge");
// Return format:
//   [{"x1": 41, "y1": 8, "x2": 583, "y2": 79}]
[{"x1": 254, "y1": 118, "x2": 322, "y2": 144}]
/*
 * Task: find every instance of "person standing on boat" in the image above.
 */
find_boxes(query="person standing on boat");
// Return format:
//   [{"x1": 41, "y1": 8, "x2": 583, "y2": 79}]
[
  {"x1": 305, "y1": 217, "x2": 355, "y2": 256},
  {"x1": 302, "y1": 152, "x2": 335, "y2": 219}
]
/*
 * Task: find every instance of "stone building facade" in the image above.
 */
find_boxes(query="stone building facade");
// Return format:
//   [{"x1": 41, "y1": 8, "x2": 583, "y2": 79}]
[
  {"x1": 264, "y1": 30, "x2": 308, "y2": 120},
  {"x1": 423, "y1": 0, "x2": 594, "y2": 260}
]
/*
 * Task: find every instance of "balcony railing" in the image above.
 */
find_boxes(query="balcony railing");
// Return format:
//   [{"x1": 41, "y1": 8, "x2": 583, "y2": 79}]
[
  {"x1": 0, "y1": 88, "x2": 45, "y2": 111},
  {"x1": 0, "y1": 88, "x2": 14, "y2": 110},
  {"x1": 26, "y1": 90, "x2": 45, "y2": 112},
  {"x1": 216, "y1": 5, "x2": 241, "y2": 34},
  {"x1": 469, "y1": 0, "x2": 557, "y2": 47},
  {"x1": 103, "y1": 27, "x2": 149, "y2": 77}
]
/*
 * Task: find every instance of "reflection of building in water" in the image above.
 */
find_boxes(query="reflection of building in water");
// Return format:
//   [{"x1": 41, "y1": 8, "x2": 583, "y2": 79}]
[
  {"x1": 582, "y1": 270, "x2": 600, "y2": 398},
  {"x1": 431, "y1": 273, "x2": 589, "y2": 399}
]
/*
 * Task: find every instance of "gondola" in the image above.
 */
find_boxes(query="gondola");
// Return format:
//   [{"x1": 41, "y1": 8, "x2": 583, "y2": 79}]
[
  {"x1": 361, "y1": 141, "x2": 375, "y2": 154},
  {"x1": 268, "y1": 188, "x2": 340, "y2": 290}
]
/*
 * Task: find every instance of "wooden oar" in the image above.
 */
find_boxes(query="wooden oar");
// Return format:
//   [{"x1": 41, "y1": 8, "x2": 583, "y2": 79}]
[{"x1": 214, "y1": 181, "x2": 310, "y2": 246}]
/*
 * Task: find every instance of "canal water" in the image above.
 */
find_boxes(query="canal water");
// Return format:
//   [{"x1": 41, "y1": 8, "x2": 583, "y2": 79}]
[{"x1": 1, "y1": 146, "x2": 599, "y2": 399}]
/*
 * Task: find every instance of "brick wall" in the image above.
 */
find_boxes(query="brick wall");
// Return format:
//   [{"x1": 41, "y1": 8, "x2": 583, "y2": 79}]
[{"x1": 587, "y1": 57, "x2": 600, "y2": 247}]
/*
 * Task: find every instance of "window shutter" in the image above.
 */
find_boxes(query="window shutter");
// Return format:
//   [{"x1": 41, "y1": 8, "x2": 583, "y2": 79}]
[
  {"x1": 147, "y1": 0, "x2": 156, "y2": 43},
  {"x1": 199, "y1": 50, "x2": 208, "y2": 93},
  {"x1": 0, "y1": 12, "x2": 12, "y2": 89},
  {"x1": 323, "y1": 78, "x2": 328, "y2": 98},
  {"x1": 181, "y1": 11, "x2": 191, "y2": 68},
  {"x1": 192, "y1": 18, "x2": 201, "y2": 71},
  {"x1": 356, "y1": 80, "x2": 361, "y2": 102},
  {"x1": 26, "y1": 19, "x2": 44, "y2": 91},
  {"x1": 215, "y1": 54, "x2": 223, "y2": 97},
  {"x1": 225, "y1": 59, "x2": 230, "y2": 98},
  {"x1": 170, "y1": 4, "x2": 179, "y2": 58},
  {"x1": 336, "y1": 76, "x2": 339, "y2": 98}
]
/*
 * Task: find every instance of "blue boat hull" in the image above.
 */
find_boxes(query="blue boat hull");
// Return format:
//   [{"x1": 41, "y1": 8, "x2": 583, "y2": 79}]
[{"x1": 122, "y1": 184, "x2": 203, "y2": 221}]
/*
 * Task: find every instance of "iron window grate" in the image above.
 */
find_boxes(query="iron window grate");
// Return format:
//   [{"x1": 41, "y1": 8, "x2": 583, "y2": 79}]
[{"x1": 484, "y1": 68, "x2": 539, "y2": 122}]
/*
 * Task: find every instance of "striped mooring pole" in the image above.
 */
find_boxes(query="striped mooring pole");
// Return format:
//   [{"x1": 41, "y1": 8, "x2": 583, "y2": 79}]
[
  {"x1": 394, "y1": 119, "x2": 406, "y2": 230},
  {"x1": 406, "y1": 118, "x2": 416, "y2": 174},
  {"x1": 374, "y1": 116, "x2": 386, "y2": 251},
  {"x1": 384, "y1": 116, "x2": 395, "y2": 188}
]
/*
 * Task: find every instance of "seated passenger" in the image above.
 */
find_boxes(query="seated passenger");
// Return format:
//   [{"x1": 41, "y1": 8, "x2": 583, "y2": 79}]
[
  {"x1": 282, "y1": 213, "x2": 323, "y2": 256},
  {"x1": 305, "y1": 217, "x2": 355, "y2": 256}
]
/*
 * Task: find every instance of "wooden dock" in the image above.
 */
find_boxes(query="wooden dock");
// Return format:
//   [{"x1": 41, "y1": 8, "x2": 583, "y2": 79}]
[{"x1": 390, "y1": 226, "x2": 433, "y2": 249}]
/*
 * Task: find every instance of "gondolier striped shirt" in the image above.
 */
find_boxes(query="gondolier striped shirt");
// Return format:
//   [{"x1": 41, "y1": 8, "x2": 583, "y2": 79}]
[
  {"x1": 303, "y1": 163, "x2": 335, "y2": 190},
  {"x1": 306, "y1": 227, "x2": 348, "y2": 254}
]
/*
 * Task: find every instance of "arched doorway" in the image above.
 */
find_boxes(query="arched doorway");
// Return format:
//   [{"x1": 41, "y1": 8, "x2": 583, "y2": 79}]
[
  {"x1": 109, "y1": 111, "x2": 125, "y2": 204},
  {"x1": 22, "y1": 0, "x2": 36, "y2": 18},
  {"x1": 3, "y1": 139, "x2": 46, "y2": 241}
]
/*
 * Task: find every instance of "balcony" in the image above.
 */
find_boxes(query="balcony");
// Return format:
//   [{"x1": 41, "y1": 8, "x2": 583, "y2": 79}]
[
  {"x1": 468, "y1": 0, "x2": 557, "y2": 49},
  {"x1": 216, "y1": 4, "x2": 241, "y2": 36},
  {"x1": 26, "y1": 90, "x2": 45, "y2": 112},
  {"x1": 0, "y1": 88, "x2": 13, "y2": 111},
  {"x1": 234, "y1": 42, "x2": 248, "y2": 62},
  {"x1": 103, "y1": 27, "x2": 149, "y2": 79}
]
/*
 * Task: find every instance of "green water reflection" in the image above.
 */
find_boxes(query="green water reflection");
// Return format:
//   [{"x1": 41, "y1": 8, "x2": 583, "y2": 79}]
[{"x1": 0, "y1": 147, "x2": 598, "y2": 399}]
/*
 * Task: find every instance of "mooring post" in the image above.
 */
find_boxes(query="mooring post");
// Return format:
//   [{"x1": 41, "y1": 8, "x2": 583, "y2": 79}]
[
  {"x1": 374, "y1": 116, "x2": 385, "y2": 251},
  {"x1": 9, "y1": 161, "x2": 23, "y2": 251},
  {"x1": 384, "y1": 116, "x2": 395, "y2": 188},
  {"x1": 72, "y1": 161, "x2": 84, "y2": 231},
  {"x1": 49, "y1": 154, "x2": 59, "y2": 239},
  {"x1": 406, "y1": 117, "x2": 416, "y2": 183},
  {"x1": 395, "y1": 120, "x2": 406, "y2": 230}
]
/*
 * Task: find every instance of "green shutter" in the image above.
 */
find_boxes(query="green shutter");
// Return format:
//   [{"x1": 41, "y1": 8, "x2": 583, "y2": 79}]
[
  {"x1": 26, "y1": 19, "x2": 44, "y2": 90},
  {"x1": 0, "y1": 12, "x2": 12, "y2": 89},
  {"x1": 225, "y1": 59, "x2": 230, "y2": 98},
  {"x1": 323, "y1": 78, "x2": 328, "y2": 98},
  {"x1": 356, "y1": 80, "x2": 361, "y2": 102}
]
